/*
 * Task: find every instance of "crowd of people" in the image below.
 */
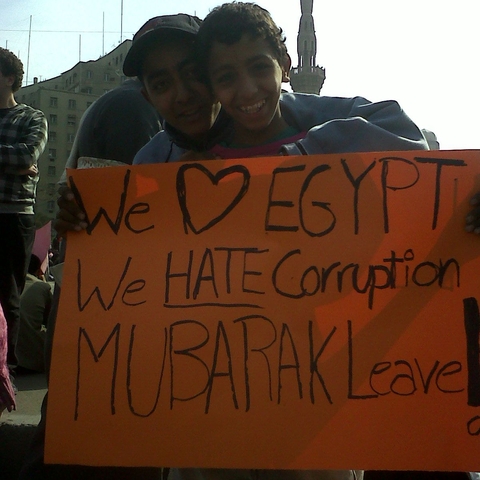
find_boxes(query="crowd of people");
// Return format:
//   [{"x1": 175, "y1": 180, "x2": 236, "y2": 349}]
[{"x1": 2, "y1": 2, "x2": 480, "y2": 479}]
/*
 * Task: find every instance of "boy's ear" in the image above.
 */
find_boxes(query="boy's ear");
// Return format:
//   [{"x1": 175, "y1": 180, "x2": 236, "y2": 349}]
[
  {"x1": 5, "y1": 75, "x2": 15, "y2": 88},
  {"x1": 281, "y1": 53, "x2": 292, "y2": 82}
]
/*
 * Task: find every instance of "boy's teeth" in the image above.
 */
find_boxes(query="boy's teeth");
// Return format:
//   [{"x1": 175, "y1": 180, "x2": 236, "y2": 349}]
[{"x1": 240, "y1": 100, "x2": 265, "y2": 113}]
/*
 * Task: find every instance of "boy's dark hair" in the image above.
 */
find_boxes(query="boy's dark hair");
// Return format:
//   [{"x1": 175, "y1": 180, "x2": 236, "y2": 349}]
[
  {"x1": 123, "y1": 14, "x2": 202, "y2": 79},
  {"x1": 0, "y1": 47, "x2": 24, "y2": 92},
  {"x1": 197, "y1": 2, "x2": 287, "y2": 70},
  {"x1": 28, "y1": 254, "x2": 42, "y2": 275}
]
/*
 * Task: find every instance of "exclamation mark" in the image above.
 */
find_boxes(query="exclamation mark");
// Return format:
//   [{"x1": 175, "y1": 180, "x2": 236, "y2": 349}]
[{"x1": 463, "y1": 297, "x2": 480, "y2": 406}]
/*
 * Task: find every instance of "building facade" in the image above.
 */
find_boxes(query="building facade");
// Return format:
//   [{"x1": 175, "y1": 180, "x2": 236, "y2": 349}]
[{"x1": 15, "y1": 40, "x2": 132, "y2": 227}]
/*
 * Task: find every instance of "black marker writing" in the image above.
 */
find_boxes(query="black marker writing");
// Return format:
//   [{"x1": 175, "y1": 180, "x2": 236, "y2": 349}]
[{"x1": 69, "y1": 169, "x2": 154, "y2": 235}]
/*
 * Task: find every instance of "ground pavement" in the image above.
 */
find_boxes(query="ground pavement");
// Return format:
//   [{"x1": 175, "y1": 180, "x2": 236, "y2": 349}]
[{"x1": 0, "y1": 371, "x2": 46, "y2": 480}]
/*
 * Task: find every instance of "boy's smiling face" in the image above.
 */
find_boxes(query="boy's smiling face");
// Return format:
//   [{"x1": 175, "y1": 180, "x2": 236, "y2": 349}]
[
  {"x1": 208, "y1": 34, "x2": 290, "y2": 146},
  {"x1": 141, "y1": 37, "x2": 220, "y2": 141}
]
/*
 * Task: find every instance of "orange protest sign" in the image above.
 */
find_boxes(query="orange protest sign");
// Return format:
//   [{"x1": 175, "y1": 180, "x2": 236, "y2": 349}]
[{"x1": 46, "y1": 150, "x2": 480, "y2": 471}]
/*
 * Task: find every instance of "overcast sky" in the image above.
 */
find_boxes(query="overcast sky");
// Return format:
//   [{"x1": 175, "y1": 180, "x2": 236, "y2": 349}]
[{"x1": 2, "y1": 0, "x2": 479, "y2": 150}]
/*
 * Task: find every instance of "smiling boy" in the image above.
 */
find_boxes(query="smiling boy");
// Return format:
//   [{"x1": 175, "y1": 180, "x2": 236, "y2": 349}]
[
  {"x1": 55, "y1": 14, "x2": 228, "y2": 233},
  {"x1": 195, "y1": 2, "x2": 427, "y2": 159},
  {"x1": 199, "y1": 1, "x2": 301, "y2": 155},
  {"x1": 123, "y1": 15, "x2": 222, "y2": 149},
  {"x1": 207, "y1": 25, "x2": 293, "y2": 146},
  {"x1": 124, "y1": 14, "x2": 230, "y2": 167}
]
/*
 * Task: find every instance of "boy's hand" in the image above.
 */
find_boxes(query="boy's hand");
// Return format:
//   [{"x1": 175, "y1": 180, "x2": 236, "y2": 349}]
[
  {"x1": 18, "y1": 164, "x2": 39, "y2": 176},
  {"x1": 54, "y1": 186, "x2": 88, "y2": 238},
  {"x1": 9, "y1": 165, "x2": 38, "y2": 177},
  {"x1": 466, "y1": 192, "x2": 480, "y2": 234}
]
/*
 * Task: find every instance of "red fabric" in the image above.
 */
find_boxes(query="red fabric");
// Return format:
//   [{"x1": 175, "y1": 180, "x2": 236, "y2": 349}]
[
  {"x1": 32, "y1": 221, "x2": 52, "y2": 274},
  {"x1": 0, "y1": 303, "x2": 15, "y2": 414}
]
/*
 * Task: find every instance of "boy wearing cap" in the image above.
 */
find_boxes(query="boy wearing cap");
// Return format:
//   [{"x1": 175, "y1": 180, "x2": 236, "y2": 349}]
[
  {"x1": 123, "y1": 14, "x2": 225, "y2": 162},
  {"x1": 55, "y1": 14, "x2": 227, "y2": 234}
]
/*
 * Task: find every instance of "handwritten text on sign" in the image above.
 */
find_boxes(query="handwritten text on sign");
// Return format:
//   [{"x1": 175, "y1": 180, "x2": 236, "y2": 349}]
[{"x1": 46, "y1": 151, "x2": 480, "y2": 471}]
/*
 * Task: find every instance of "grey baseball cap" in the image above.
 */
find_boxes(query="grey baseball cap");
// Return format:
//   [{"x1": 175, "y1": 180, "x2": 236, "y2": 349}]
[{"x1": 123, "y1": 14, "x2": 201, "y2": 77}]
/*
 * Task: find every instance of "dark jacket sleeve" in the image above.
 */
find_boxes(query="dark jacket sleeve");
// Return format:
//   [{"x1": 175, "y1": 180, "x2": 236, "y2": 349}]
[
  {"x1": 76, "y1": 83, "x2": 162, "y2": 165},
  {"x1": 279, "y1": 94, "x2": 429, "y2": 155}
]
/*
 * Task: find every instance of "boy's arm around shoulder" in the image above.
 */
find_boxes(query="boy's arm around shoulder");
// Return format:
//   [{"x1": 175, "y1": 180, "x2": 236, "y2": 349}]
[{"x1": 279, "y1": 94, "x2": 429, "y2": 155}]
